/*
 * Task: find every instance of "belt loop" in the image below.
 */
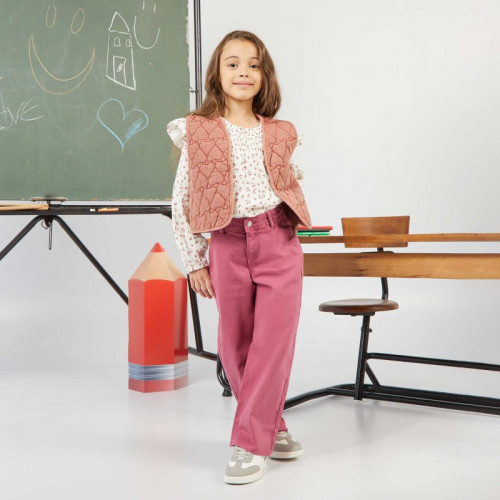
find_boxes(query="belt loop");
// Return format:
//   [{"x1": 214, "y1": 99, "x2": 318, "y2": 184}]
[{"x1": 266, "y1": 211, "x2": 275, "y2": 229}]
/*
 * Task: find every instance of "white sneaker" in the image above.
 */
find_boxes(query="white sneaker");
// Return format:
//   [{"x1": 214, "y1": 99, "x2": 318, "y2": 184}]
[
  {"x1": 270, "y1": 431, "x2": 304, "y2": 459},
  {"x1": 224, "y1": 446, "x2": 267, "y2": 485}
]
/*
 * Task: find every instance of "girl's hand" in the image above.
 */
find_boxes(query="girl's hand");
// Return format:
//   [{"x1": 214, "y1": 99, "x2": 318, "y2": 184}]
[{"x1": 189, "y1": 267, "x2": 216, "y2": 299}]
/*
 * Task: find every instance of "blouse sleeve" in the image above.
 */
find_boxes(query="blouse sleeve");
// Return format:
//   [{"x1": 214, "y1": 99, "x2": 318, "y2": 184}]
[
  {"x1": 167, "y1": 118, "x2": 187, "y2": 149},
  {"x1": 169, "y1": 120, "x2": 209, "y2": 273},
  {"x1": 290, "y1": 132, "x2": 304, "y2": 181}
]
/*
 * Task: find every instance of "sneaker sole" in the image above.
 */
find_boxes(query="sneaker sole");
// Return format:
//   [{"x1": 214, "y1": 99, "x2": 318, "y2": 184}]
[
  {"x1": 224, "y1": 468, "x2": 263, "y2": 485},
  {"x1": 270, "y1": 449, "x2": 304, "y2": 459}
]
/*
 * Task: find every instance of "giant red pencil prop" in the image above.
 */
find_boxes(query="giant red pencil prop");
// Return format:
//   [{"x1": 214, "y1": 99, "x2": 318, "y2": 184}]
[{"x1": 128, "y1": 243, "x2": 188, "y2": 392}]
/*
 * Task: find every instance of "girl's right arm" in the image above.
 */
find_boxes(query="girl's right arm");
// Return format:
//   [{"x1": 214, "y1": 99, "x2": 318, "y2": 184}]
[{"x1": 168, "y1": 118, "x2": 215, "y2": 299}]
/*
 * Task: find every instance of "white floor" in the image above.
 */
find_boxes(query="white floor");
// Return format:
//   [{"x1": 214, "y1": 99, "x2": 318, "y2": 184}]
[{"x1": 2, "y1": 355, "x2": 500, "y2": 500}]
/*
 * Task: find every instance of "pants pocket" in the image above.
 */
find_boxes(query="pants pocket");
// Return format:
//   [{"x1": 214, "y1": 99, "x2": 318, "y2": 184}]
[{"x1": 285, "y1": 225, "x2": 303, "y2": 254}]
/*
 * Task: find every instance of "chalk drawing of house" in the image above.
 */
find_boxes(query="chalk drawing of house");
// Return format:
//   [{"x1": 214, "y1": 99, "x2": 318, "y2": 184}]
[{"x1": 106, "y1": 12, "x2": 136, "y2": 90}]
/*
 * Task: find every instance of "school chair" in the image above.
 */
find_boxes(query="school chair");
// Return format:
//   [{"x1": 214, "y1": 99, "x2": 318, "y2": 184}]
[{"x1": 285, "y1": 215, "x2": 410, "y2": 408}]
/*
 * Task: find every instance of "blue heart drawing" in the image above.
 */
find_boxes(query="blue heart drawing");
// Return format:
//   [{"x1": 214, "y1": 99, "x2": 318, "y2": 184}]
[{"x1": 97, "y1": 98, "x2": 149, "y2": 150}]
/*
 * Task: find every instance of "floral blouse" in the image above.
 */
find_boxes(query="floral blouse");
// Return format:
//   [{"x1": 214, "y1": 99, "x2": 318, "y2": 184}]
[{"x1": 166, "y1": 117, "x2": 304, "y2": 273}]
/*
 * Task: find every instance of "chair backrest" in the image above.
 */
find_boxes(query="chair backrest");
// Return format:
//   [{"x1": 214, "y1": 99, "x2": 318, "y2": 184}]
[{"x1": 341, "y1": 216, "x2": 410, "y2": 248}]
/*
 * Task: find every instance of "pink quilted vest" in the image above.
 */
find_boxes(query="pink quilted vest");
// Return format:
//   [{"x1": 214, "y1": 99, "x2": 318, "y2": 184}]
[{"x1": 185, "y1": 113, "x2": 312, "y2": 233}]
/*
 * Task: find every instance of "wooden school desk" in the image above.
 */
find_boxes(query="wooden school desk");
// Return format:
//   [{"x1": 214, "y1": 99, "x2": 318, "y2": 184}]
[{"x1": 282, "y1": 232, "x2": 500, "y2": 415}]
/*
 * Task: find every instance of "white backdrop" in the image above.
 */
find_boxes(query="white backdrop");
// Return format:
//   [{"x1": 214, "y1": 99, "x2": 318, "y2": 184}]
[{"x1": 1, "y1": 0, "x2": 500, "y2": 400}]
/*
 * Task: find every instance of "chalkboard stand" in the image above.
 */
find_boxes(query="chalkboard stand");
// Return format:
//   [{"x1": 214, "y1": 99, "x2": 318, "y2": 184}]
[{"x1": 0, "y1": 203, "x2": 216, "y2": 363}]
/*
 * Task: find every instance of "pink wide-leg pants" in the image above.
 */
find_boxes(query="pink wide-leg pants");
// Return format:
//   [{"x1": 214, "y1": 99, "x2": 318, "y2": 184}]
[{"x1": 208, "y1": 203, "x2": 304, "y2": 456}]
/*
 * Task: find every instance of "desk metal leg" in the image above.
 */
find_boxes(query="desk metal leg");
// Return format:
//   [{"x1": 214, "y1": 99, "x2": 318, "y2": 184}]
[
  {"x1": 285, "y1": 350, "x2": 500, "y2": 415},
  {"x1": 217, "y1": 355, "x2": 232, "y2": 397}
]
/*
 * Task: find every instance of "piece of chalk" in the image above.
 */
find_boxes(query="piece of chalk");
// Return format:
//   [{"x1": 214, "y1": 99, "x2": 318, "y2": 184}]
[{"x1": 97, "y1": 208, "x2": 119, "y2": 212}]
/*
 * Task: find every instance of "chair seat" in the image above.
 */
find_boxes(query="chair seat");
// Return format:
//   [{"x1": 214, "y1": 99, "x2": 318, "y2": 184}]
[{"x1": 319, "y1": 298, "x2": 399, "y2": 315}]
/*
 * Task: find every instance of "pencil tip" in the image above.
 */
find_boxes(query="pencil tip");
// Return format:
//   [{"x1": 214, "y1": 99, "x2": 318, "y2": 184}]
[{"x1": 151, "y1": 243, "x2": 165, "y2": 253}]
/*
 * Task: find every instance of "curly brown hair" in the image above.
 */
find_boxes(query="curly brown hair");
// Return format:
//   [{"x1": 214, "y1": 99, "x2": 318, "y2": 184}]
[{"x1": 191, "y1": 30, "x2": 281, "y2": 119}]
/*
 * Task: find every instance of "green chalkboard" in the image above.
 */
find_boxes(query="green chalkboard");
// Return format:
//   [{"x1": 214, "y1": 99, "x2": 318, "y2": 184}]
[{"x1": 0, "y1": 0, "x2": 189, "y2": 200}]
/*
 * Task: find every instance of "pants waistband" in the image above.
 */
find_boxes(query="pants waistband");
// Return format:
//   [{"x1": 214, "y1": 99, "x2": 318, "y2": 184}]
[{"x1": 214, "y1": 203, "x2": 292, "y2": 234}]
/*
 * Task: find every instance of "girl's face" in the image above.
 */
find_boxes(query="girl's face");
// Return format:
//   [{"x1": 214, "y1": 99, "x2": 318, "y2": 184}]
[{"x1": 219, "y1": 39, "x2": 262, "y2": 109}]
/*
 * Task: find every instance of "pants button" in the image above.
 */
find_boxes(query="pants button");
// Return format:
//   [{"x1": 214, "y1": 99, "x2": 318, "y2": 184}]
[{"x1": 247, "y1": 221, "x2": 252, "y2": 227}]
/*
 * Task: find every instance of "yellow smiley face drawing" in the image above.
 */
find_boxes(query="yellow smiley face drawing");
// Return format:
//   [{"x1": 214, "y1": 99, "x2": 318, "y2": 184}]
[{"x1": 29, "y1": 5, "x2": 96, "y2": 95}]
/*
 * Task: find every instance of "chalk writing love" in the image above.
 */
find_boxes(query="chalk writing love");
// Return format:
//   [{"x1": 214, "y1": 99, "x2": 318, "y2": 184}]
[{"x1": 0, "y1": 99, "x2": 44, "y2": 131}]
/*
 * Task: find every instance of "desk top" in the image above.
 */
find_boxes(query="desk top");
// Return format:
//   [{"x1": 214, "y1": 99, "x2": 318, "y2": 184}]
[
  {"x1": 299, "y1": 234, "x2": 500, "y2": 278},
  {"x1": 298, "y1": 233, "x2": 500, "y2": 244}
]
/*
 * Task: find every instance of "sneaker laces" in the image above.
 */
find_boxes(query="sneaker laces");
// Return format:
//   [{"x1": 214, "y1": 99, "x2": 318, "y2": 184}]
[{"x1": 232, "y1": 446, "x2": 252, "y2": 462}]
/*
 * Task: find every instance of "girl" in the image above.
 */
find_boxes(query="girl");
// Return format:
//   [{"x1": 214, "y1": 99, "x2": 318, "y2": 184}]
[{"x1": 167, "y1": 30, "x2": 312, "y2": 485}]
